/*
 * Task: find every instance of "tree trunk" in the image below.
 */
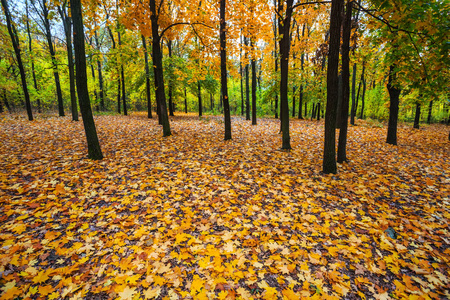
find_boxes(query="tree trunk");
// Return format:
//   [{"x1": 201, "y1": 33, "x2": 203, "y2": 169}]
[
  {"x1": 184, "y1": 88, "x2": 188, "y2": 113},
  {"x1": 251, "y1": 38, "x2": 257, "y2": 125},
  {"x1": 117, "y1": 29, "x2": 127, "y2": 116},
  {"x1": 150, "y1": 0, "x2": 171, "y2": 136},
  {"x1": 197, "y1": 82, "x2": 202, "y2": 117},
  {"x1": 117, "y1": 77, "x2": 121, "y2": 114},
  {"x1": 42, "y1": 0, "x2": 64, "y2": 116},
  {"x1": 427, "y1": 100, "x2": 433, "y2": 124},
  {"x1": 168, "y1": 40, "x2": 174, "y2": 116},
  {"x1": 107, "y1": 27, "x2": 122, "y2": 115},
  {"x1": 359, "y1": 76, "x2": 366, "y2": 119},
  {"x1": 142, "y1": 35, "x2": 152, "y2": 118},
  {"x1": 350, "y1": 62, "x2": 357, "y2": 125},
  {"x1": 94, "y1": 31, "x2": 105, "y2": 111},
  {"x1": 304, "y1": 101, "x2": 307, "y2": 118},
  {"x1": 59, "y1": 5, "x2": 78, "y2": 121},
  {"x1": 316, "y1": 103, "x2": 321, "y2": 120},
  {"x1": 26, "y1": 0, "x2": 41, "y2": 113},
  {"x1": 311, "y1": 103, "x2": 315, "y2": 120},
  {"x1": 278, "y1": 0, "x2": 293, "y2": 149},
  {"x1": 386, "y1": 64, "x2": 401, "y2": 145},
  {"x1": 273, "y1": 0, "x2": 278, "y2": 119},
  {"x1": 244, "y1": 37, "x2": 250, "y2": 121},
  {"x1": 1, "y1": 0, "x2": 33, "y2": 120},
  {"x1": 70, "y1": 0, "x2": 103, "y2": 159},
  {"x1": 220, "y1": 0, "x2": 231, "y2": 140},
  {"x1": 336, "y1": 72, "x2": 343, "y2": 127},
  {"x1": 337, "y1": 0, "x2": 352, "y2": 163},
  {"x1": 322, "y1": 0, "x2": 343, "y2": 174},
  {"x1": 413, "y1": 103, "x2": 421, "y2": 129},
  {"x1": 240, "y1": 34, "x2": 244, "y2": 116}
]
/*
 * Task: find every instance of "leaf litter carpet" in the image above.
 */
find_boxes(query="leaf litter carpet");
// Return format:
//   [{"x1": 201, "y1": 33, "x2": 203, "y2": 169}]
[{"x1": 0, "y1": 113, "x2": 449, "y2": 299}]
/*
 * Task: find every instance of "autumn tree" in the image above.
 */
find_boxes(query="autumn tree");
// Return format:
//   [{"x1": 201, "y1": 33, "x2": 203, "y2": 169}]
[{"x1": 70, "y1": 0, "x2": 103, "y2": 159}]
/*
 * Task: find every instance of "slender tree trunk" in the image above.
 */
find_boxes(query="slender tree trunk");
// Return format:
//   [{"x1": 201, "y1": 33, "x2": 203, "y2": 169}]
[
  {"x1": 220, "y1": 0, "x2": 231, "y2": 140},
  {"x1": 359, "y1": 76, "x2": 366, "y2": 119},
  {"x1": 304, "y1": 101, "x2": 307, "y2": 118},
  {"x1": 323, "y1": 0, "x2": 343, "y2": 174},
  {"x1": 90, "y1": 63, "x2": 99, "y2": 112},
  {"x1": 59, "y1": 5, "x2": 78, "y2": 121},
  {"x1": 251, "y1": 38, "x2": 257, "y2": 125},
  {"x1": 427, "y1": 100, "x2": 433, "y2": 124},
  {"x1": 386, "y1": 64, "x2": 400, "y2": 145},
  {"x1": 413, "y1": 103, "x2": 421, "y2": 129},
  {"x1": 42, "y1": 0, "x2": 64, "y2": 116},
  {"x1": 278, "y1": 0, "x2": 293, "y2": 149},
  {"x1": 197, "y1": 82, "x2": 202, "y2": 117},
  {"x1": 167, "y1": 40, "x2": 174, "y2": 116},
  {"x1": 240, "y1": 33, "x2": 244, "y2": 116},
  {"x1": 273, "y1": 0, "x2": 278, "y2": 119},
  {"x1": 117, "y1": 77, "x2": 121, "y2": 114},
  {"x1": 316, "y1": 103, "x2": 321, "y2": 120},
  {"x1": 150, "y1": 0, "x2": 171, "y2": 136},
  {"x1": 336, "y1": 72, "x2": 343, "y2": 127},
  {"x1": 311, "y1": 103, "x2": 315, "y2": 120},
  {"x1": 184, "y1": 88, "x2": 188, "y2": 113},
  {"x1": 350, "y1": 62, "x2": 357, "y2": 125},
  {"x1": 142, "y1": 36, "x2": 152, "y2": 118},
  {"x1": 337, "y1": 0, "x2": 352, "y2": 163},
  {"x1": 298, "y1": 25, "x2": 305, "y2": 119},
  {"x1": 1, "y1": 0, "x2": 33, "y2": 120},
  {"x1": 107, "y1": 27, "x2": 122, "y2": 115},
  {"x1": 117, "y1": 29, "x2": 127, "y2": 115},
  {"x1": 244, "y1": 37, "x2": 250, "y2": 121},
  {"x1": 94, "y1": 31, "x2": 105, "y2": 111},
  {"x1": 26, "y1": 0, "x2": 41, "y2": 113},
  {"x1": 70, "y1": 0, "x2": 103, "y2": 159}
]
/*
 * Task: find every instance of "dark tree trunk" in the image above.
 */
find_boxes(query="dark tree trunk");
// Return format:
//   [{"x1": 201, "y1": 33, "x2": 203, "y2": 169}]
[
  {"x1": 244, "y1": 37, "x2": 250, "y2": 121},
  {"x1": 26, "y1": 0, "x2": 41, "y2": 113},
  {"x1": 278, "y1": 0, "x2": 293, "y2": 149},
  {"x1": 1, "y1": 0, "x2": 33, "y2": 120},
  {"x1": 94, "y1": 31, "x2": 105, "y2": 111},
  {"x1": 273, "y1": 0, "x2": 278, "y2": 119},
  {"x1": 107, "y1": 27, "x2": 121, "y2": 115},
  {"x1": 251, "y1": 38, "x2": 257, "y2": 125},
  {"x1": 413, "y1": 103, "x2": 421, "y2": 129},
  {"x1": 220, "y1": 0, "x2": 231, "y2": 140},
  {"x1": 386, "y1": 64, "x2": 401, "y2": 145},
  {"x1": 316, "y1": 103, "x2": 321, "y2": 120},
  {"x1": 355, "y1": 64, "x2": 365, "y2": 119},
  {"x1": 2, "y1": 89, "x2": 12, "y2": 113},
  {"x1": 197, "y1": 82, "x2": 202, "y2": 117},
  {"x1": 304, "y1": 101, "x2": 307, "y2": 118},
  {"x1": 359, "y1": 76, "x2": 366, "y2": 119},
  {"x1": 311, "y1": 103, "x2": 315, "y2": 120},
  {"x1": 298, "y1": 25, "x2": 305, "y2": 120},
  {"x1": 70, "y1": 0, "x2": 103, "y2": 159},
  {"x1": 292, "y1": 86, "x2": 296, "y2": 118},
  {"x1": 150, "y1": 0, "x2": 171, "y2": 135},
  {"x1": 117, "y1": 77, "x2": 121, "y2": 114},
  {"x1": 142, "y1": 36, "x2": 152, "y2": 118},
  {"x1": 167, "y1": 40, "x2": 174, "y2": 116},
  {"x1": 322, "y1": 0, "x2": 343, "y2": 174},
  {"x1": 350, "y1": 62, "x2": 357, "y2": 125},
  {"x1": 427, "y1": 100, "x2": 433, "y2": 124},
  {"x1": 184, "y1": 88, "x2": 188, "y2": 113},
  {"x1": 240, "y1": 34, "x2": 244, "y2": 116},
  {"x1": 337, "y1": 0, "x2": 352, "y2": 163},
  {"x1": 42, "y1": 0, "x2": 64, "y2": 116},
  {"x1": 210, "y1": 93, "x2": 213, "y2": 111},
  {"x1": 59, "y1": 5, "x2": 78, "y2": 121},
  {"x1": 336, "y1": 72, "x2": 343, "y2": 128},
  {"x1": 117, "y1": 29, "x2": 127, "y2": 116}
]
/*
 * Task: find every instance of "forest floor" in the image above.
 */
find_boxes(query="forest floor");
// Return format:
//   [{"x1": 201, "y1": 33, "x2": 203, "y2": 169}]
[{"x1": 0, "y1": 112, "x2": 449, "y2": 300}]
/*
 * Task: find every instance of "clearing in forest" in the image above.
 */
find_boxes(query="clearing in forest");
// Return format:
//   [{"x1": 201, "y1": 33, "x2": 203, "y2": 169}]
[{"x1": 0, "y1": 113, "x2": 449, "y2": 299}]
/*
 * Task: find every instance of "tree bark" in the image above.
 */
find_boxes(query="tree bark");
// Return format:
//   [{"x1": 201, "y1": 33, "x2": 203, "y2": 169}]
[
  {"x1": 337, "y1": 0, "x2": 352, "y2": 163},
  {"x1": 386, "y1": 64, "x2": 400, "y2": 145},
  {"x1": 184, "y1": 88, "x2": 188, "y2": 113},
  {"x1": 251, "y1": 38, "x2": 257, "y2": 125},
  {"x1": 42, "y1": 0, "x2": 64, "y2": 116},
  {"x1": 278, "y1": 0, "x2": 293, "y2": 149},
  {"x1": 26, "y1": 0, "x2": 41, "y2": 113},
  {"x1": 322, "y1": 0, "x2": 343, "y2": 173},
  {"x1": 94, "y1": 31, "x2": 105, "y2": 111},
  {"x1": 142, "y1": 35, "x2": 152, "y2": 118},
  {"x1": 413, "y1": 103, "x2": 421, "y2": 129},
  {"x1": 197, "y1": 82, "x2": 202, "y2": 117},
  {"x1": 336, "y1": 72, "x2": 343, "y2": 127},
  {"x1": 273, "y1": 0, "x2": 278, "y2": 119},
  {"x1": 350, "y1": 62, "x2": 357, "y2": 125},
  {"x1": 107, "y1": 27, "x2": 122, "y2": 115},
  {"x1": 150, "y1": 0, "x2": 171, "y2": 136},
  {"x1": 118, "y1": 28, "x2": 127, "y2": 116},
  {"x1": 244, "y1": 37, "x2": 250, "y2": 121},
  {"x1": 167, "y1": 40, "x2": 174, "y2": 116},
  {"x1": 70, "y1": 0, "x2": 103, "y2": 159},
  {"x1": 240, "y1": 33, "x2": 244, "y2": 116},
  {"x1": 311, "y1": 102, "x2": 315, "y2": 120},
  {"x1": 359, "y1": 75, "x2": 366, "y2": 119},
  {"x1": 1, "y1": 0, "x2": 33, "y2": 120},
  {"x1": 59, "y1": 5, "x2": 78, "y2": 121},
  {"x1": 316, "y1": 103, "x2": 321, "y2": 120},
  {"x1": 220, "y1": 0, "x2": 231, "y2": 140}
]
